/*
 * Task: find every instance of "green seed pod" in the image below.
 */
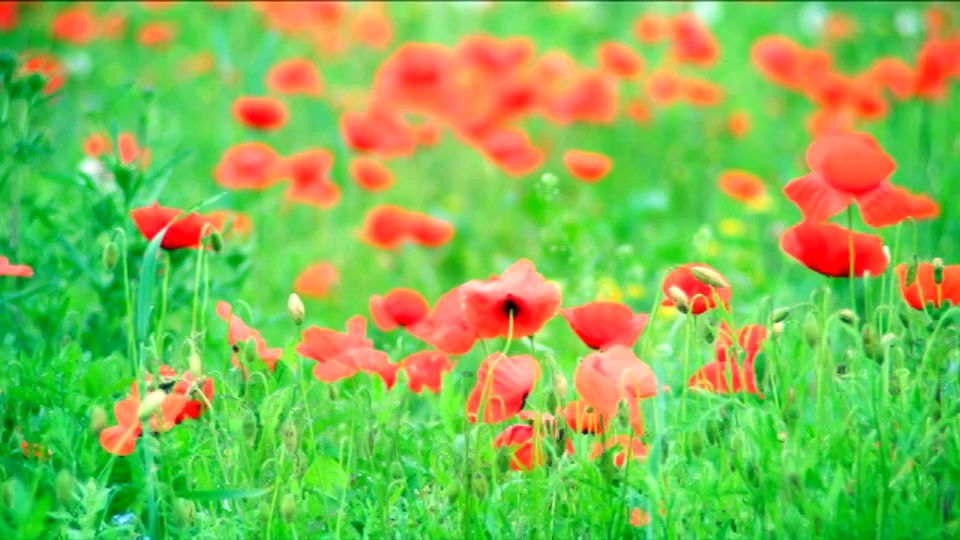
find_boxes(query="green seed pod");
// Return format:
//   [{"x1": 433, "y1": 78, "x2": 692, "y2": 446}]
[
  {"x1": 241, "y1": 409, "x2": 258, "y2": 444},
  {"x1": 89, "y1": 405, "x2": 108, "y2": 434},
  {"x1": 838, "y1": 309, "x2": 857, "y2": 325},
  {"x1": 933, "y1": 258, "x2": 944, "y2": 285},
  {"x1": 256, "y1": 501, "x2": 271, "y2": 523},
  {"x1": 54, "y1": 470, "x2": 76, "y2": 507},
  {"x1": 472, "y1": 473, "x2": 488, "y2": 499},
  {"x1": 771, "y1": 307, "x2": 791, "y2": 323},
  {"x1": 280, "y1": 494, "x2": 298, "y2": 523},
  {"x1": 802, "y1": 312, "x2": 821, "y2": 349},
  {"x1": 102, "y1": 241, "x2": 119, "y2": 270},
  {"x1": 389, "y1": 461, "x2": 405, "y2": 481},
  {"x1": 687, "y1": 431, "x2": 704, "y2": 456},
  {"x1": 280, "y1": 418, "x2": 298, "y2": 454},
  {"x1": 172, "y1": 498, "x2": 196, "y2": 527}
]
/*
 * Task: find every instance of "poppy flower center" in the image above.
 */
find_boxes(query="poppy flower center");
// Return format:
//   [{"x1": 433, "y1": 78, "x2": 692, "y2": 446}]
[{"x1": 502, "y1": 294, "x2": 522, "y2": 318}]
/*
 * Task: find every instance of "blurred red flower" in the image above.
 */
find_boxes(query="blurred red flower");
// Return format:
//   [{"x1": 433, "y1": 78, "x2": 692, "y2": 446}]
[
  {"x1": 466, "y1": 353, "x2": 541, "y2": 423},
  {"x1": 130, "y1": 203, "x2": 213, "y2": 250},
  {"x1": 780, "y1": 221, "x2": 888, "y2": 278},
  {"x1": 561, "y1": 302, "x2": 649, "y2": 351}
]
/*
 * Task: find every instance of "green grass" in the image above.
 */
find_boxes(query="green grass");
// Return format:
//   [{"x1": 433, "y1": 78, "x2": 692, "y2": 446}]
[{"x1": 2, "y1": 1, "x2": 960, "y2": 538}]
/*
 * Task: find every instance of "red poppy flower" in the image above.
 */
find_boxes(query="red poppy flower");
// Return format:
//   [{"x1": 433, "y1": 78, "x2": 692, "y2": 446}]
[
  {"x1": 297, "y1": 316, "x2": 397, "y2": 389},
  {"x1": 681, "y1": 77, "x2": 724, "y2": 107},
  {"x1": 284, "y1": 149, "x2": 340, "y2": 208},
  {"x1": 99, "y1": 392, "x2": 188, "y2": 456},
  {"x1": 350, "y1": 156, "x2": 394, "y2": 192},
  {"x1": 130, "y1": 203, "x2": 213, "y2": 250},
  {"x1": 688, "y1": 358, "x2": 759, "y2": 395},
  {"x1": 660, "y1": 263, "x2": 732, "y2": 315},
  {"x1": 0, "y1": 2, "x2": 17, "y2": 32},
  {"x1": 562, "y1": 400, "x2": 611, "y2": 435},
  {"x1": 20, "y1": 53, "x2": 65, "y2": 95},
  {"x1": 350, "y1": 4, "x2": 392, "y2": 50},
  {"x1": 359, "y1": 205, "x2": 412, "y2": 249},
  {"x1": 563, "y1": 150, "x2": 612, "y2": 183},
  {"x1": 626, "y1": 99, "x2": 652, "y2": 124},
  {"x1": 51, "y1": 6, "x2": 98, "y2": 45},
  {"x1": 805, "y1": 107, "x2": 855, "y2": 138},
  {"x1": 895, "y1": 262, "x2": 960, "y2": 310},
  {"x1": 216, "y1": 301, "x2": 283, "y2": 372},
  {"x1": 780, "y1": 221, "x2": 888, "y2": 278},
  {"x1": 561, "y1": 302, "x2": 649, "y2": 351},
  {"x1": 646, "y1": 68, "x2": 684, "y2": 105},
  {"x1": 634, "y1": 13, "x2": 670, "y2": 43},
  {"x1": 340, "y1": 108, "x2": 417, "y2": 158},
  {"x1": 407, "y1": 214, "x2": 455, "y2": 248},
  {"x1": 401, "y1": 350, "x2": 454, "y2": 394},
  {"x1": 472, "y1": 126, "x2": 544, "y2": 177},
  {"x1": 266, "y1": 58, "x2": 323, "y2": 97},
  {"x1": 589, "y1": 434, "x2": 649, "y2": 467},
  {"x1": 597, "y1": 41, "x2": 643, "y2": 79},
  {"x1": 543, "y1": 70, "x2": 618, "y2": 125},
  {"x1": 138, "y1": 22, "x2": 176, "y2": 49},
  {"x1": 173, "y1": 373, "x2": 216, "y2": 423},
  {"x1": 83, "y1": 133, "x2": 111, "y2": 158},
  {"x1": 726, "y1": 110, "x2": 751, "y2": 138},
  {"x1": 750, "y1": 35, "x2": 810, "y2": 90},
  {"x1": 466, "y1": 353, "x2": 541, "y2": 423},
  {"x1": 493, "y1": 423, "x2": 543, "y2": 471},
  {"x1": 371, "y1": 43, "x2": 453, "y2": 115},
  {"x1": 117, "y1": 133, "x2": 151, "y2": 168},
  {"x1": 294, "y1": 261, "x2": 339, "y2": 299},
  {"x1": 457, "y1": 34, "x2": 534, "y2": 75},
  {"x1": 407, "y1": 286, "x2": 478, "y2": 355},
  {"x1": 718, "y1": 170, "x2": 767, "y2": 207},
  {"x1": 669, "y1": 13, "x2": 718, "y2": 67},
  {"x1": 369, "y1": 288, "x2": 430, "y2": 332},
  {"x1": 232, "y1": 96, "x2": 289, "y2": 131},
  {"x1": 573, "y1": 346, "x2": 658, "y2": 415},
  {"x1": 714, "y1": 323, "x2": 768, "y2": 364},
  {"x1": 783, "y1": 132, "x2": 925, "y2": 228},
  {"x1": 215, "y1": 142, "x2": 284, "y2": 190},
  {"x1": 461, "y1": 259, "x2": 561, "y2": 340},
  {"x1": 0, "y1": 256, "x2": 33, "y2": 278},
  {"x1": 866, "y1": 58, "x2": 914, "y2": 101}
]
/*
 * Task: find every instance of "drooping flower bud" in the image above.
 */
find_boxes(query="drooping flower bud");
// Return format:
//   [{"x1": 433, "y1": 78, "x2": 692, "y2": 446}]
[
  {"x1": 280, "y1": 494, "x2": 298, "y2": 523},
  {"x1": 188, "y1": 345, "x2": 203, "y2": 379},
  {"x1": 771, "y1": 307, "x2": 791, "y2": 323},
  {"x1": 287, "y1": 293, "x2": 305, "y2": 326},
  {"x1": 209, "y1": 230, "x2": 224, "y2": 254},
  {"x1": 667, "y1": 286, "x2": 691, "y2": 314},
  {"x1": 280, "y1": 418, "x2": 299, "y2": 454},
  {"x1": 690, "y1": 265, "x2": 730, "y2": 289},
  {"x1": 838, "y1": 309, "x2": 858, "y2": 325},
  {"x1": 54, "y1": 469, "x2": 76, "y2": 507},
  {"x1": 802, "y1": 312, "x2": 821, "y2": 349},
  {"x1": 89, "y1": 406, "x2": 108, "y2": 434},
  {"x1": 102, "y1": 241, "x2": 119, "y2": 270}
]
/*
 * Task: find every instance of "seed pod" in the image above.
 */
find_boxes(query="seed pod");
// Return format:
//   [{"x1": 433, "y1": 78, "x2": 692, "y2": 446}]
[
  {"x1": 102, "y1": 241, "x2": 119, "y2": 270},
  {"x1": 772, "y1": 321, "x2": 785, "y2": 338},
  {"x1": 933, "y1": 258, "x2": 944, "y2": 285},
  {"x1": 209, "y1": 230, "x2": 224, "y2": 253},
  {"x1": 838, "y1": 309, "x2": 857, "y2": 325},
  {"x1": 256, "y1": 501, "x2": 271, "y2": 523},
  {"x1": 89, "y1": 406, "x2": 108, "y2": 434},
  {"x1": 287, "y1": 293, "x2": 305, "y2": 326},
  {"x1": 552, "y1": 372, "x2": 569, "y2": 400},
  {"x1": 389, "y1": 461, "x2": 405, "y2": 481},
  {"x1": 54, "y1": 470, "x2": 76, "y2": 507},
  {"x1": 668, "y1": 286, "x2": 691, "y2": 314},
  {"x1": 280, "y1": 494, "x2": 298, "y2": 523},
  {"x1": 802, "y1": 312, "x2": 821, "y2": 349},
  {"x1": 690, "y1": 266, "x2": 730, "y2": 288},
  {"x1": 771, "y1": 307, "x2": 791, "y2": 323},
  {"x1": 280, "y1": 419, "x2": 298, "y2": 454},
  {"x1": 241, "y1": 409, "x2": 258, "y2": 444}
]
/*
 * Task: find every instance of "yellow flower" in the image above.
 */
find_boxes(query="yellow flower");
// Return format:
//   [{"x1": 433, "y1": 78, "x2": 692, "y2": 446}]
[
  {"x1": 595, "y1": 277, "x2": 624, "y2": 303},
  {"x1": 656, "y1": 305, "x2": 679, "y2": 321},
  {"x1": 718, "y1": 218, "x2": 747, "y2": 239},
  {"x1": 626, "y1": 283, "x2": 646, "y2": 299}
]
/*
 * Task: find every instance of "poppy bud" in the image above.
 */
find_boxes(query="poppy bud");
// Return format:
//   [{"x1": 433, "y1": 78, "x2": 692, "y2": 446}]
[
  {"x1": 293, "y1": 450, "x2": 308, "y2": 477},
  {"x1": 667, "y1": 286, "x2": 691, "y2": 314},
  {"x1": 280, "y1": 418, "x2": 298, "y2": 453},
  {"x1": 787, "y1": 387, "x2": 796, "y2": 403},
  {"x1": 188, "y1": 345, "x2": 203, "y2": 378},
  {"x1": 102, "y1": 241, "x2": 119, "y2": 270},
  {"x1": 172, "y1": 498, "x2": 196, "y2": 527},
  {"x1": 446, "y1": 484, "x2": 461, "y2": 504},
  {"x1": 287, "y1": 293, "x2": 305, "y2": 326},
  {"x1": 256, "y1": 501, "x2": 271, "y2": 523},
  {"x1": 772, "y1": 321, "x2": 785, "y2": 338},
  {"x1": 802, "y1": 312, "x2": 821, "y2": 349},
  {"x1": 690, "y1": 265, "x2": 730, "y2": 289},
  {"x1": 687, "y1": 431, "x2": 704, "y2": 456},
  {"x1": 243, "y1": 338, "x2": 259, "y2": 366},
  {"x1": 933, "y1": 258, "x2": 944, "y2": 285},
  {"x1": 89, "y1": 405, "x2": 108, "y2": 434},
  {"x1": 471, "y1": 473, "x2": 488, "y2": 499},
  {"x1": 54, "y1": 469, "x2": 76, "y2": 507},
  {"x1": 241, "y1": 409, "x2": 258, "y2": 443},
  {"x1": 139, "y1": 390, "x2": 167, "y2": 420},
  {"x1": 209, "y1": 230, "x2": 224, "y2": 253},
  {"x1": 553, "y1": 372, "x2": 569, "y2": 399},
  {"x1": 838, "y1": 309, "x2": 857, "y2": 325},
  {"x1": 280, "y1": 494, "x2": 298, "y2": 523},
  {"x1": 862, "y1": 325, "x2": 881, "y2": 361},
  {"x1": 880, "y1": 333, "x2": 896, "y2": 348},
  {"x1": 389, "y1": 461, "x2": 405, "y2": 481},
  {"x1": 771, "y1": 307, "x2": 791, "y2": 323}
]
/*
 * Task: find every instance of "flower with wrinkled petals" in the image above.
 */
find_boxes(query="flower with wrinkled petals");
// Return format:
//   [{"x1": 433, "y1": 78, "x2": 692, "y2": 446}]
[
  {"x1": 466, "y1": 353, "x2": 541, "y2": 424},
  {"x1": 406, "y1": 286, "x2": 478, "y2": 355},
  {"x1": 780, "y1": 221, "x2": 888, "y2": 278},
  {"x1": 561, "y1": 302, "x2": 649, "y2": 350},
  {"x1": 895, "y1": 262, "x2": 960, "y2": 310},
  {"x1": 369, "y1": 288, "x2": 430, "y2": 331},
  {"x1": 401, "y1": 350, "x2": 454, "y2": 394},
  {"x1": 660, "y1": 263, "x2": 731, "y2": 315},
  {"x1": 130, "y1": 203, "x2": 214, "y2": 250},
  {"x1": 574, "y1": 346, "x2": 658, "y2": 415},
  {"x1": 461, "y1": 259, "x2": 561, "y2": 340}
]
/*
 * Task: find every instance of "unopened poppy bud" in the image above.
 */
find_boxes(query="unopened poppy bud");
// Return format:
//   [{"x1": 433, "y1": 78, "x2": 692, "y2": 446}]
[
  {"x1": 933, "y1": 258, "x2": 944, "y2": 285},
  {"x1": 102, "y1": 241, "x2": 119, "y2": 270},
  {"x1": 188, "y1": 346, "x2": 203, "y2": 378},
  {"x1": 243, "y1": 338, "x2": 259, "y2": 366},
  {"x1": 881, "y1": 333, "x2": 897, "y2": 347},
  {"x1": 389, "y1": 461, "x2": 405, "y2": 480},
  {"x1": 553, "y1": 372, "x2": 569, "y2": 399},
  {"x1": 242, "y1": 410, "x2": 258, "y2": 443},
  {"x1": 90, "y1": 406, "x2": 108, "y2": 434},
  {"x1": 54, "y1": 469, "x2": 76, "y2": 507},
  {"x1": 772, "y1": 321, "x2": 785, "y2": 337},
  {"x1": 690, "y1": 266, "x2": 729, "y2": 289},
  {"x1": 172, "y1": 498, "x2": 195, "y2": 527},
  {"x1": 472, "y1": 473, "x2": 488, "y2": 499},
  {"x1": 787, "y1": 387, "x2": 796, "y2": 403},
  {"x1": 280, "y1": 494, "x2": 298, "y2": 523},
  {"x1": 209, "y1": 230, "x2": 224, "y2": 253},
  {"x1": 838, "y1": 309, "x2": 857, "y2": 325},
  {"x1": 802, "y1": 312, "x2": 821, "y2": 349},
  {"x1": 281, "y1": 418, "x2": 298, "y2": 453},
  {"x1": 667, "y1": 286, "x2": 691, "y2": 314},
  {"x1": 139, "y1": 391, "x2": 167, "y2": 420},
  {"x1": 288, "y1": 293, "x2": 305, "y2": 326},
  {"x1": 771, "y1": 307, "x2": 791, "y2": 323}
]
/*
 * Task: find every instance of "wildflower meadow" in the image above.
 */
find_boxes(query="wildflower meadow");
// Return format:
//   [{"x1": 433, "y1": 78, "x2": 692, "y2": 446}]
[{"x1": 2, "y1": 1, "x2": 960, "y2": 538}]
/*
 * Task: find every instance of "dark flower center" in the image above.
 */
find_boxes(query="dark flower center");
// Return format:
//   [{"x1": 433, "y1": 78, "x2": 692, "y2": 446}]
[{"x1": 502, "y1": 294, "x2": 521, "y2": 317}]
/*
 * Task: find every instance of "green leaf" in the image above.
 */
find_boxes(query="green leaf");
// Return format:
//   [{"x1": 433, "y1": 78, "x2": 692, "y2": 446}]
[
  {"x1": 303, "y1": 455, "x2": 349, "y2": 491},
  {"x1": 176, "y1": 487, "x2": 273, "y2": 502},
  {"x1": 136, "y1": 148, "x2": 196, "y2": 206}
]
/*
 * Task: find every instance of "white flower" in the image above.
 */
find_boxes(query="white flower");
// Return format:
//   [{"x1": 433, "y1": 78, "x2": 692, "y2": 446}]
[
  {"x1": 78, "y1": 156, "x2": 117, "y2": 195},
  {"x1": 894, "y1": 9, "x2": 922, "y2": 37}
]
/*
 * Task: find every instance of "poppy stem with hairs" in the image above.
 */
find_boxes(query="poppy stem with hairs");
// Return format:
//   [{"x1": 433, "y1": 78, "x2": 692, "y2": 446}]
[
  {"x1": 847, "y1": 206, "x2": 857, "y2": 315},
  {"x1": 113, "y1": 228, "x2": 137, "y2": 369},
  {"x1": 190, "y1": 226, "x2": 211, "y2": 335}
]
